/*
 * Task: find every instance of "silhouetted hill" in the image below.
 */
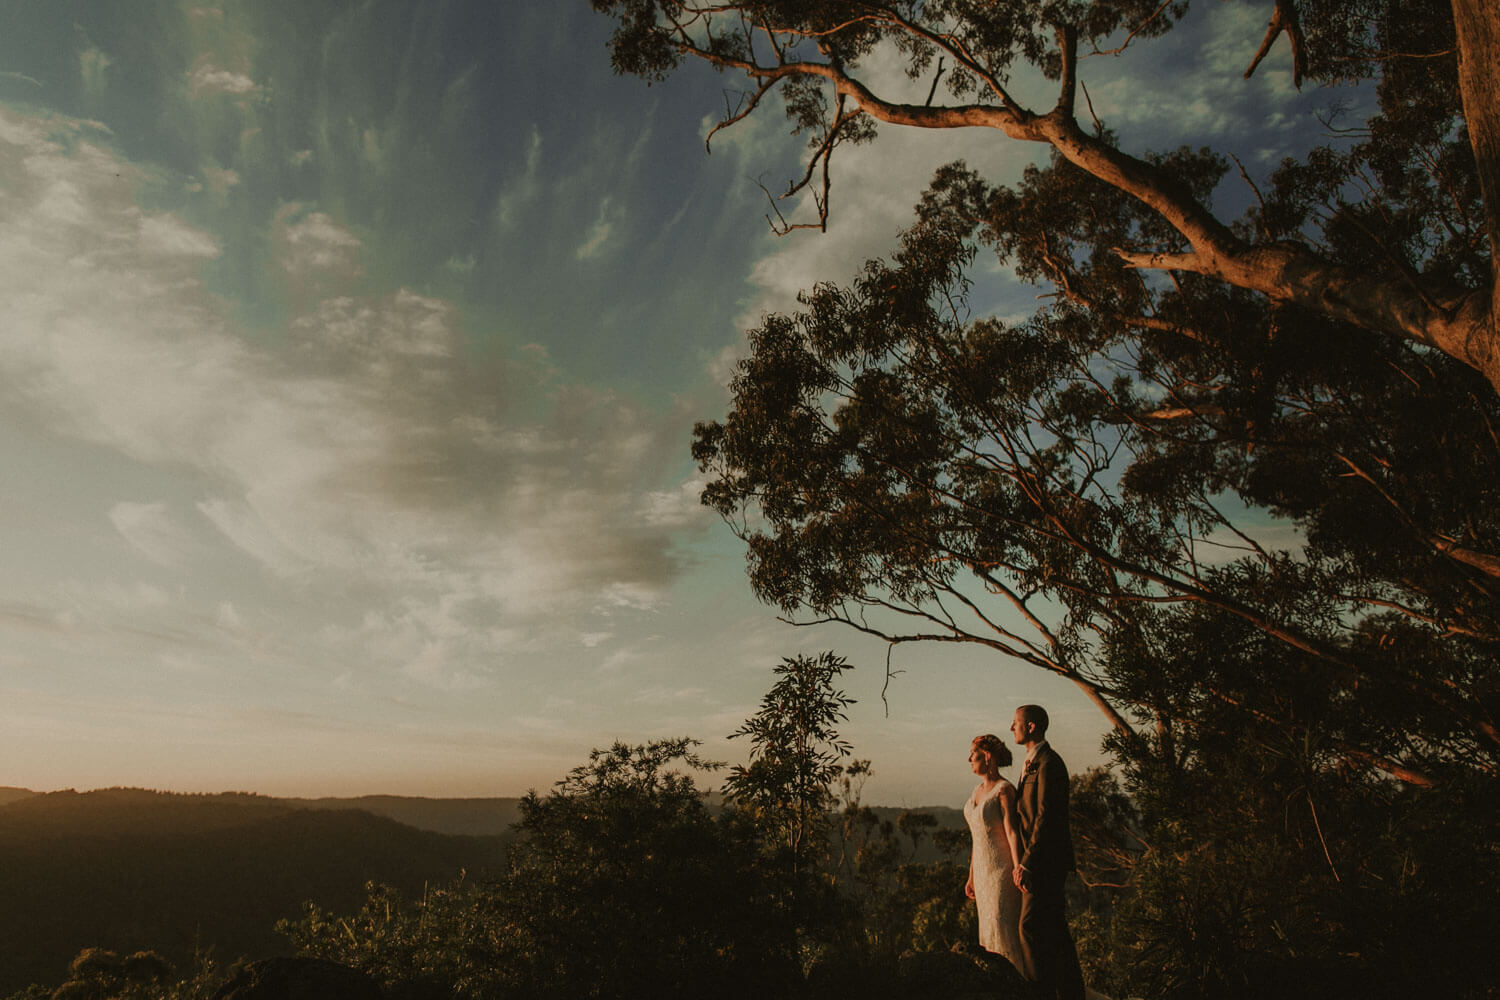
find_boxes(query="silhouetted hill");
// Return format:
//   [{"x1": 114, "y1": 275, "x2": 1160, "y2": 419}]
[
  {"x1": 0, "y1": 788, "x2": 508, "y2": 995},
  {"x1": 284, "y1": 793, "x2": 526, "y2": 836},
  {"x1": 0, "y1": 786, "x2": 37, "y2": 807}
]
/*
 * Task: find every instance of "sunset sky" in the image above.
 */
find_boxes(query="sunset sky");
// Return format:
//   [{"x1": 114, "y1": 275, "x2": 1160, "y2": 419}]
[{"x1": 0, "y1": 1, "x2": 1343, "y2": 805}]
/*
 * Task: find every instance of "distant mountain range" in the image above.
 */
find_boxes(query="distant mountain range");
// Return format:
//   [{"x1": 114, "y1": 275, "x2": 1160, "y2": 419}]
[
  {"x1": 277, "y1": 793, "x2": 527, "y2": 837},
  {"x1": 0, "y1": 786, "x2": 527, "y2": 836},
  {"x1": 0, "y1": 787, "x2": 515, "y2": 995}
]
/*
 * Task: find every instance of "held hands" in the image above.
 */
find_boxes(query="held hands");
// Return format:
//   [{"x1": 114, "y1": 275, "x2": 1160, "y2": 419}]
[{"x1": 1013, "y1": 865, "x2": 1029, "y2": 892}]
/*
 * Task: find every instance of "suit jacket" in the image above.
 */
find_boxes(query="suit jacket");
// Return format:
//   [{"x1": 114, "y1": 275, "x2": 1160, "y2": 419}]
[{"x1": 1016, "y1": 742, "x2": 1075, "y2": 879}]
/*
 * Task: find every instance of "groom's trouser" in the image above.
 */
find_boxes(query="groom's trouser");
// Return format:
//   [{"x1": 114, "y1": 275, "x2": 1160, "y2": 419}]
[{"x1": 1018, "y1": 871, "x2": 1085, "y2": 1000}]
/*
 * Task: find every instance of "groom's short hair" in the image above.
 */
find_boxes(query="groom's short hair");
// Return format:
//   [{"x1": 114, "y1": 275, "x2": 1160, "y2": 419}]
[{"x1": 1018, "y1": 704, "x2": 1049, "y2": 735}]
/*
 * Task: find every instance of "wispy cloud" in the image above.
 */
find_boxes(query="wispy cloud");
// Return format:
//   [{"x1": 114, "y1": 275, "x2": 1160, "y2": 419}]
[
  {"x1": 0, "y1": 106, "x2": 710, "y2": 692},
  {"x1": 575, "y1": 197, "x2": 619, "y2": 260},
  {"x1": 109, "y1": 502, "x2": 202, "y2": 568},
  {"x1": 274, "y1": 206, "x2": 363, "y2": 279},
  {"x1": 79, "y1": 48, "x2": 111, "y2": 96},
  {"x1": 189, "y1": 63, "x2": 257, "y2": 96}
]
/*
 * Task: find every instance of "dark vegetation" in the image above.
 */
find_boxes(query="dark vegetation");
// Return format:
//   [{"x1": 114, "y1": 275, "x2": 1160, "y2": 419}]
[{"x1": 0, "y1": 789, "x2": 508, "y2": 997}]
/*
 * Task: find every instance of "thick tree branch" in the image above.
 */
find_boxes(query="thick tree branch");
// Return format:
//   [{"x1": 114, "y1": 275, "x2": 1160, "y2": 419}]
[
  {"x1": 1115, "y1": 238, "x2": 1499, "y2": 393},
  {"x1": 1244, "y1": 0, "x2": 1308, "y2": 87},
  {"x1": 1431, "y1": 533, "x2": 1500, "y2": 579},
  {"x1": 1056, "y1": 23, "x2": 1078, "y2": 118}
]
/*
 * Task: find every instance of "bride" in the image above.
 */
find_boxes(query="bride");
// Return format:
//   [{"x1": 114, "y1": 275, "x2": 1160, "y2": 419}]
[{"x1": 963, "y1": 733, "x2": 1025, "y2": 971}]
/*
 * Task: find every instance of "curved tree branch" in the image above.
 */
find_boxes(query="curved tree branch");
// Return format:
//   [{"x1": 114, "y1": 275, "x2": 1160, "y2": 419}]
[{"x1": 1244, "y1": 0, "x2": 1308, "y2": 87}]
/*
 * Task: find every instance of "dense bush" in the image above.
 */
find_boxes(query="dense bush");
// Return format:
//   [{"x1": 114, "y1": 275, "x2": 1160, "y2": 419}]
[{"x1": 1066, "y1": 716, "x2": 1500, "y2": 1000}]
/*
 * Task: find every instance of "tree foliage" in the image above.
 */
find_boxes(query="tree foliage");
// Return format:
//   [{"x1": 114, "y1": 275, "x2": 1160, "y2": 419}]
[
  {"x1": 590, "y1": 0, "x2": 1500, "y2": 391},
  {"x1": 281, "y1": 739, "x2": 802, "y2": 1000},
  {"x1": 691, "y1": 177, "x2": 1500, "y2": 785},
  {"x1": 2, "y1": 947, "x2": 234, "y2": 1000},
  {"x1": 1079, "y1": 689, "x2": 1500, "y2": 1000},
  {"x1": 498, "y1": 739, "x2": 797, "y2": 999},
  {"x1": 725, "y1": 651, "x2": 857, "y2": 871}
]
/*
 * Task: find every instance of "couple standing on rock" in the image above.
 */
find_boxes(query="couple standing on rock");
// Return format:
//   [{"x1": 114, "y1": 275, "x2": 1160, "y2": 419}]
[{"x1": 964, "y1": 704, "x2": 1092, "y2": 1000}]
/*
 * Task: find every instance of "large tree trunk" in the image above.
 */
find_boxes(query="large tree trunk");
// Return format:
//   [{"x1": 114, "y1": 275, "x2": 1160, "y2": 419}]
[{"x1": 1453, "y1": 0, "x2": 1500, "y2": 356}]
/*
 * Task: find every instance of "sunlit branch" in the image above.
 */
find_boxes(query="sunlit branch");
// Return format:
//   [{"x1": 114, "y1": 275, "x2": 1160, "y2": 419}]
[
  {"x1": 1430, "y1": 533, "x2": 1500, "y2": 580},
  {"x1": 1343, "y1": 592, "x2": 1496, "y2": 642},
  {"x1": 1244, "y1": 0, "x2": 1307, "y2": 87},
  {"x1": 652, "y1": 1, "x2": 1500, "y2": 392},
  {"x1": 707, "y1": 78, "x2": 779, "y2": 152},
  {"x1": 794, "y1": 596, "x2": 1135, "y2": 735}
]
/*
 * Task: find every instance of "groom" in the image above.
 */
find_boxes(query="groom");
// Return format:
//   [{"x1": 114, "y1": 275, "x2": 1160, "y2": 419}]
[{"x1": 1011, "y1": 704, "x2": 1085, "y2": 1000}]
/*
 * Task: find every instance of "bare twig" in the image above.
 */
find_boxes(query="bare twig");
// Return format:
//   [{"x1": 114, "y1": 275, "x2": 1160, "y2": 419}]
[{"x1": 925, "y1": 56, "x2": 947, "y2": 106}]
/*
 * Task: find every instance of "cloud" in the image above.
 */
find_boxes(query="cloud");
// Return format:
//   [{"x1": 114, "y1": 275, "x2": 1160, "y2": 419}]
[
  {"x1": 292, "y1": 290, "x2": 455, "y2": 371},
  {"x1": 200, "y1": 165, "x2": 241, "y2": 194},
  {"x1": 109, "y1": 502, "x2": 201, "y2": 568},
  {"x1": 575, "y1": 197, "x2": 618, "y2": 260},
  {"x1": 1078, "y1": 2, "x2": 1328, "y2": 157},
  {"x1": 734, "y1": 103, "x2": 1040, "y2": 330},
  {"x1": 79, "y1": 48, "x2": 111, "y2": 96},
  {"x1": 138, "y1": 213, "x2": 222, "y2": 258},
  {"x1": 491, "y1": 127, "x2": 543, "y2": 232},
  {"x1": 189, "y1": 63, "x2": 257, "y2": 96},
  {"x1": 0, "y1": 71, "x2": 42, "y2": 90},
  {"x1": 196, "y1": 498, "x2": 311, "y2": 576},
  {"x1": 0, "y1": 105, "x2": 712, "y2": 690},
  {"x1": 274, "y1": 206, "x2": 363, "y2": 278}
]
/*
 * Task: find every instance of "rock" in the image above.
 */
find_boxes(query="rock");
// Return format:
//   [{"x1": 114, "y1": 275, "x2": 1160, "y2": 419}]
[
  {"x1": 896, "y1": 945, "x2": 1036, "y2": 998},
  {"x1": 211, "y1": 957, "x2": 383, "y2": 1000}
]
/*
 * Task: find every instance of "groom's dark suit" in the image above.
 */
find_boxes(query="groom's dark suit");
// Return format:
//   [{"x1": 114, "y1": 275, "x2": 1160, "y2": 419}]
[{"x1": 1016, "y1": 741, "x2": 1085, "y2": 1000}]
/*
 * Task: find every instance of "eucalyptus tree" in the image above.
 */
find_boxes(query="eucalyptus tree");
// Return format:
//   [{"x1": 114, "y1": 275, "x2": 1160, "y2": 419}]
[{"x1": 592, "y1": 0, "x2": 1499, "y2": 789}]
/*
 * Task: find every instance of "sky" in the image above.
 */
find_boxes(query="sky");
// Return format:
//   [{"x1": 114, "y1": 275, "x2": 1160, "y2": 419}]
[{"x1": 0, "y1": 1, "x2": 1347, "y2": 806}]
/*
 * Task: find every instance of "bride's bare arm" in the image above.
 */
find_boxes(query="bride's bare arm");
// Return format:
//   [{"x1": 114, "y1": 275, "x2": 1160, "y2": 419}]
[{"x1": 1000, "y1": 784, "x2": 1023, "y2": 872}]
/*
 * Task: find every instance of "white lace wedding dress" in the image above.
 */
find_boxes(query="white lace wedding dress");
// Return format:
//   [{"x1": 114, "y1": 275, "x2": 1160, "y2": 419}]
[{"x1": 964, "y1": 779, "x2": 1024, "y2": 970}]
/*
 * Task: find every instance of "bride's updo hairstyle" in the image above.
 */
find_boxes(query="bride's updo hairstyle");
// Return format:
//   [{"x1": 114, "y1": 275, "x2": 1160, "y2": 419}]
[{"x1": 972, "y1": 733, "x2": 1013, "y2": 768}]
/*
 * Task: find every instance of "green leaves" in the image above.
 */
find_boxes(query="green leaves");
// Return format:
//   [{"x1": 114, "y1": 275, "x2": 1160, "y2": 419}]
[{"x1": 725, "y1": 652, "x2": 856, "y2": 828}]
